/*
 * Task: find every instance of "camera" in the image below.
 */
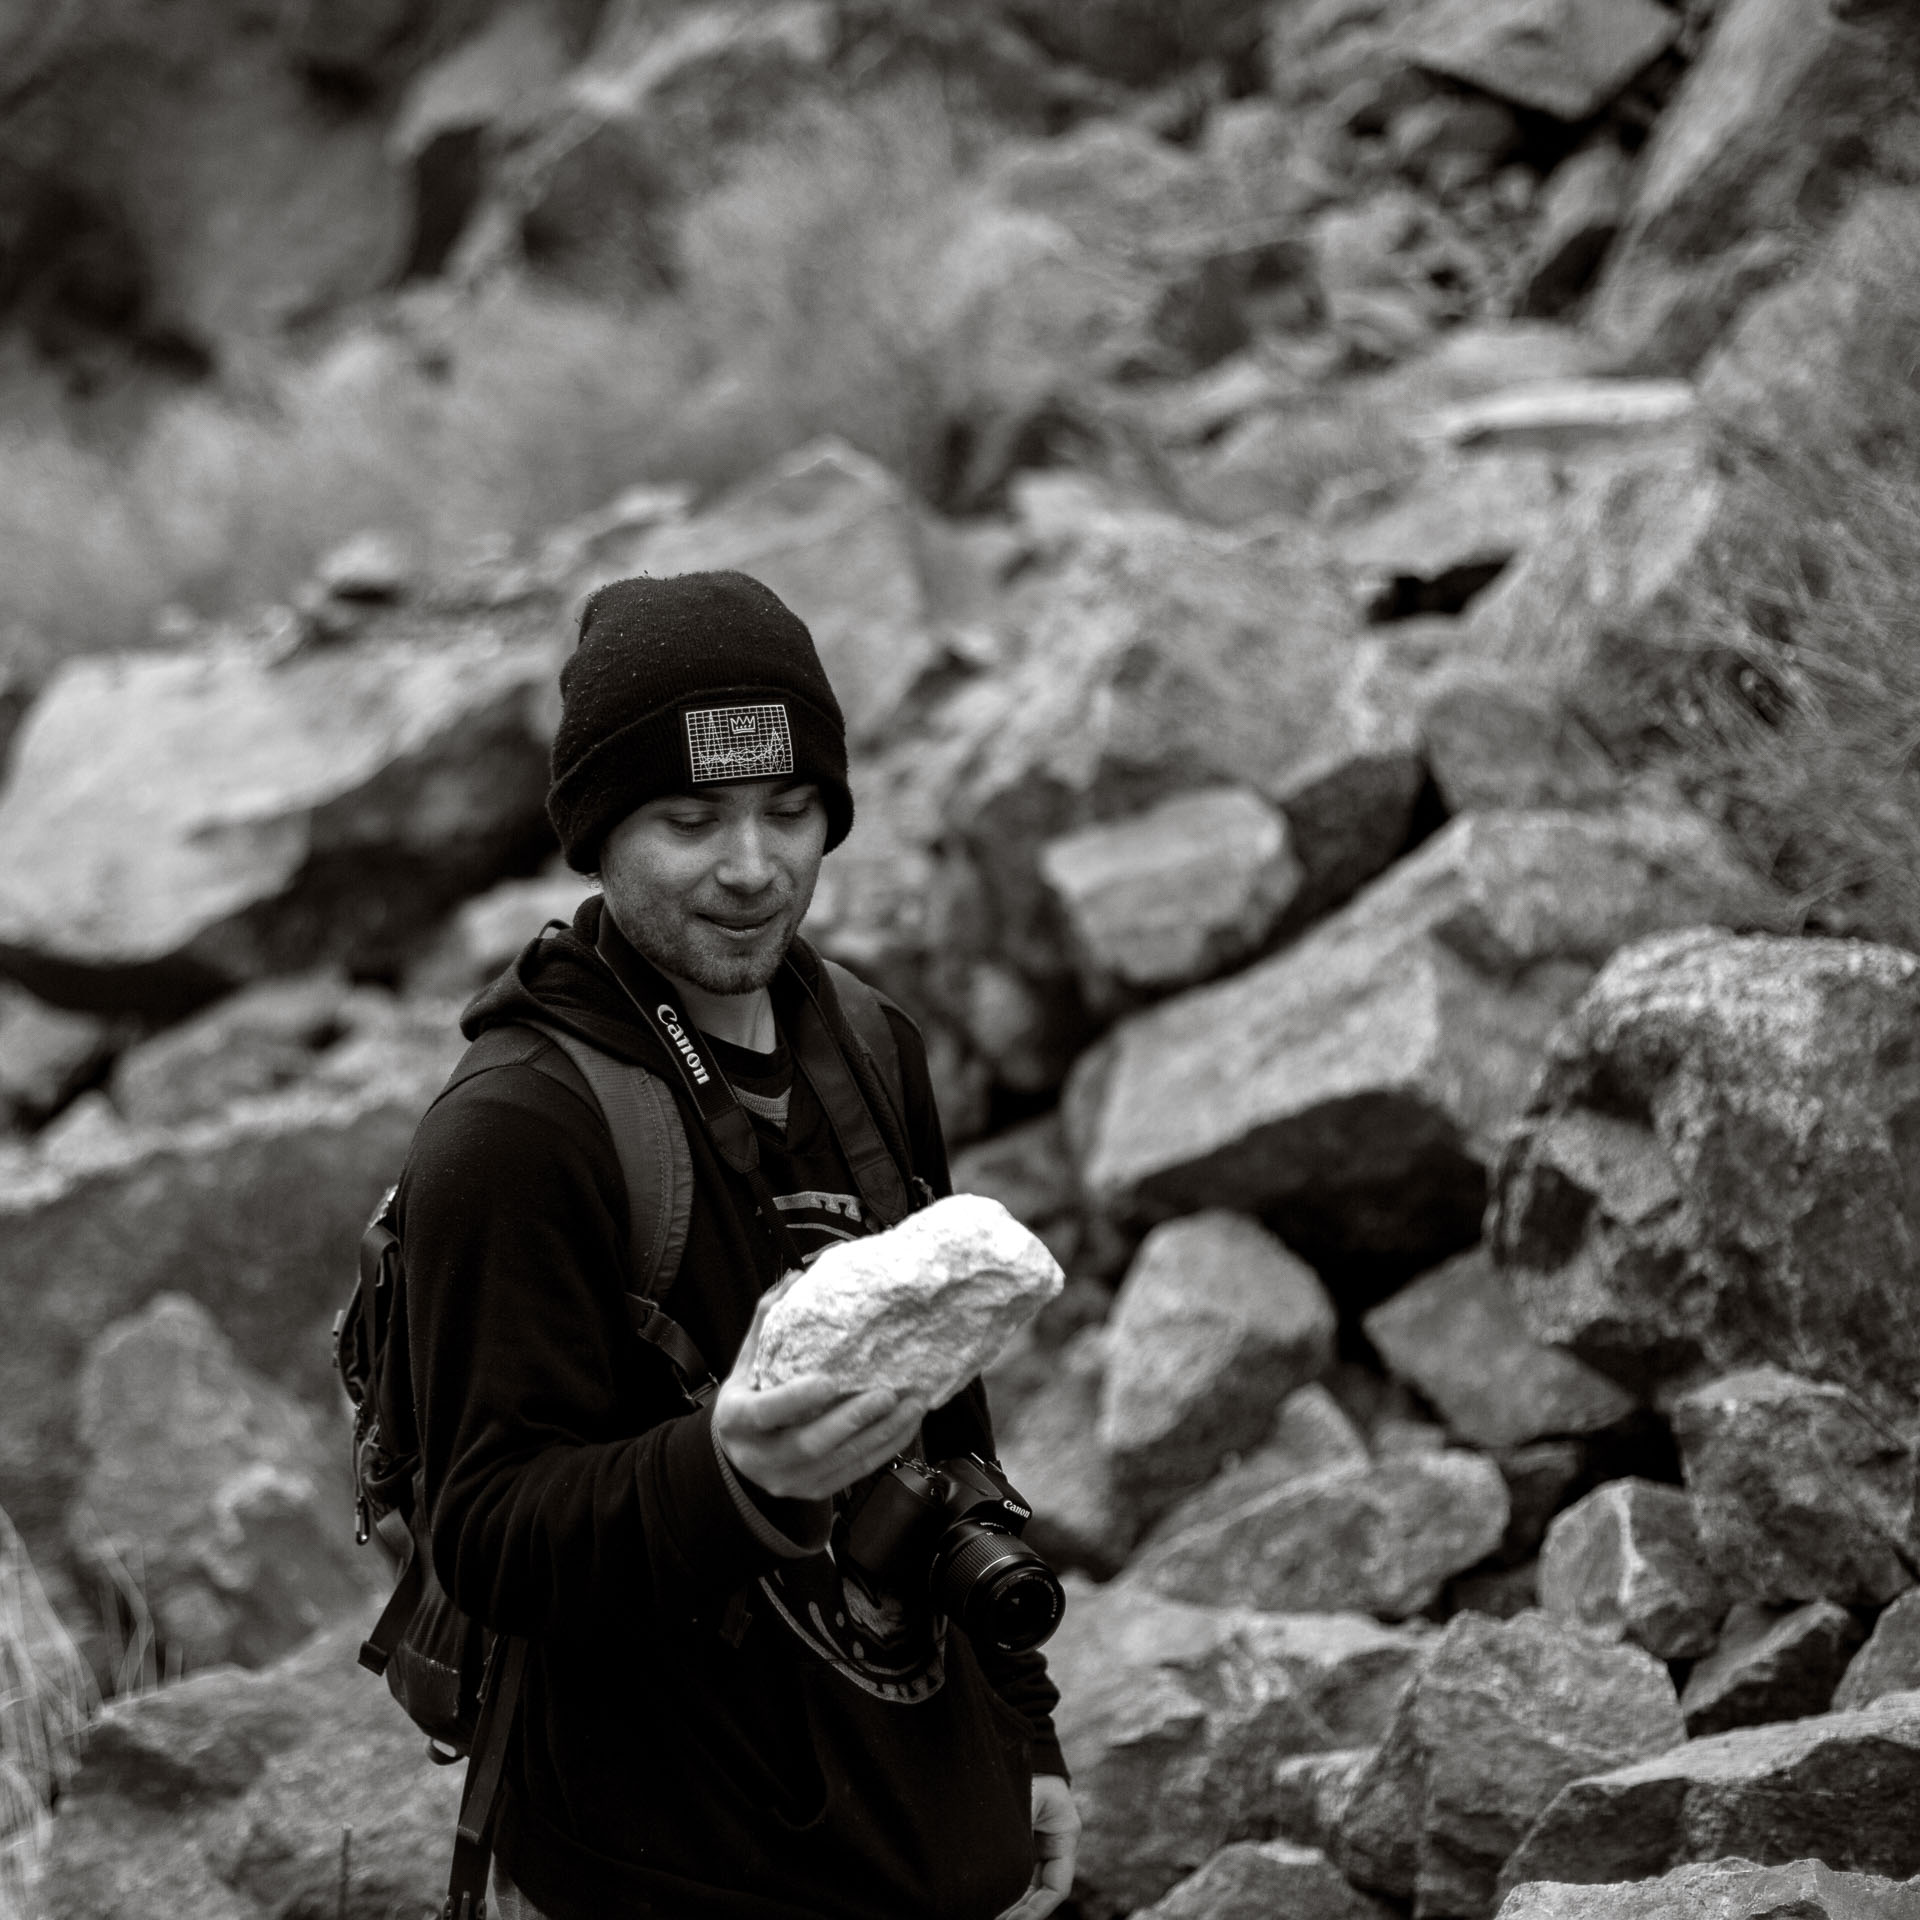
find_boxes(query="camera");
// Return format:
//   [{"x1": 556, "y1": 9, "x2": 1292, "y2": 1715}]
[{"x1": 842, "y1": 1454, "x2": 1066, "y2": 1654}]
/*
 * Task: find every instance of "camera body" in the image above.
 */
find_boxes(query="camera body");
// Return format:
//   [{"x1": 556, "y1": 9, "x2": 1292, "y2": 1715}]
[{"x1": 843, "y1": 1453, "x2": 1065, "y2": 1653}]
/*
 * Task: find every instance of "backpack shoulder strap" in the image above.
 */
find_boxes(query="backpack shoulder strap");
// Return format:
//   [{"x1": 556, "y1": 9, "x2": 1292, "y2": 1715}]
[{"x1": 822, "y1": 957, "x2": 906, "y2": 1123}]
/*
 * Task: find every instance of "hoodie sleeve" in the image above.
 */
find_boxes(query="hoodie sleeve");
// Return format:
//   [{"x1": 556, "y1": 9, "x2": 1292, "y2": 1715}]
[
  {"x1": 398, "y1": 1062, "x2": 807, "y2": 1640},
  {"x1": 887, "y1": 1000, "x2": 1070, "y2": 1781}
]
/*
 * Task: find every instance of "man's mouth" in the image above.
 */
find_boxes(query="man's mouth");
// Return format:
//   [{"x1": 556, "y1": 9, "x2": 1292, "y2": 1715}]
[{"x1": 701, "y1": 909, "x2": 780, "y2": 938}]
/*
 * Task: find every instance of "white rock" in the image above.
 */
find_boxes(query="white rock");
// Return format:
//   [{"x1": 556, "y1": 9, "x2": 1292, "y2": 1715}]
[{"x1": 753, "y1": 1194, "x2": 1064, "y2": 1407}]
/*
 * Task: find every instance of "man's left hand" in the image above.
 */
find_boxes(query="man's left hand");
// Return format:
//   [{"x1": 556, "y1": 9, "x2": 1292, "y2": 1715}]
[{"x1": 997, "y1": 1774, "x2": 1079, "y2": 1920}]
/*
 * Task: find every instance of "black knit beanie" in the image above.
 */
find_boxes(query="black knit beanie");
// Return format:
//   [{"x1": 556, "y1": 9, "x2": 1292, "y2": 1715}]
[{"x1": 547, "y1": 570, "x2": 852, "y2": 873}]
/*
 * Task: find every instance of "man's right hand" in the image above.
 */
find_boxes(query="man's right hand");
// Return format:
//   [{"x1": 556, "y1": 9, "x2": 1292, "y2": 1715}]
[{"x1": 712, "y1": 1291, "x2": 926, "y2": 1503}]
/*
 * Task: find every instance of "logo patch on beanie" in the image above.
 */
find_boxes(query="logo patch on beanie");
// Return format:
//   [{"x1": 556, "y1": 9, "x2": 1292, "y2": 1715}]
[{"x1": 685, "y1": 703, "x2": 795, "y2": 784}]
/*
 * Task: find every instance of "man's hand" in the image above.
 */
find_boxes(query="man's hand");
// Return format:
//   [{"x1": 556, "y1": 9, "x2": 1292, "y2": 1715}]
[
  {"x1": 997, "y1": 1775, "x2": 1080, "y2": 1920},
  {"x1": 712, "y1": 1290, "x2": 925, "y2": 1502}
]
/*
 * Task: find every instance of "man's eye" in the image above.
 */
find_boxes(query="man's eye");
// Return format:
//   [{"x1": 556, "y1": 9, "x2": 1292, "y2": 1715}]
[{"x1": 667, "y1": 815, "x2": 712, "y2": 833}]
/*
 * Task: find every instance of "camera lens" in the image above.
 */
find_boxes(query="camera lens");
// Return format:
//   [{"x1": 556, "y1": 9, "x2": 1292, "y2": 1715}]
[{"x1": 931, "y1": 1524, "x2": 1066, "y2": 1653}]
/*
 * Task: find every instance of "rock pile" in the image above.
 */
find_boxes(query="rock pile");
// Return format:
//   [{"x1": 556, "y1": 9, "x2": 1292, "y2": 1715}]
[{"x1": 3, "y1": 0, "x2": 1920, "y2": 1914}]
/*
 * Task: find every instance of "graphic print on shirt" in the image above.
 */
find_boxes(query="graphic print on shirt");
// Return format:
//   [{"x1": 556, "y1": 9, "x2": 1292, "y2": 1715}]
[
  {"x1": 758, "y1": 1542, "x2": 947, "y2": 1705},
  {"x1": 772, "y1": 1188, "x2": 866, "y2": 1266}
]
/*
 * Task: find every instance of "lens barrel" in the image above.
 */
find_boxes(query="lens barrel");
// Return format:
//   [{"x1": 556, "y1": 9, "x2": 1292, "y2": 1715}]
[{"x1": 932, "y1": 1523, "x2": 1066, "y2": 1653}]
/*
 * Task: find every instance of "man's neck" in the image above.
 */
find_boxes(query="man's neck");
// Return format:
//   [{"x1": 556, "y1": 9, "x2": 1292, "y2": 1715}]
[{"x1": 661, "y1": 969, "x2": 776, "y2": 1052}]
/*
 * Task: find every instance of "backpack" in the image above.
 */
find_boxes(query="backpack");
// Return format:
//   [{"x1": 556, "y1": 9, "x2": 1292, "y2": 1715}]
[{"x1": 332, "y1": 951, "x2": 915, "y2": 1920}]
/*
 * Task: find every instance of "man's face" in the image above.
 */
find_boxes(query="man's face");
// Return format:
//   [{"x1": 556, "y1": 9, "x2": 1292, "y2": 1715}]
[{"x1": 599, "y1": 778, "x2": 829, "y2": 996}]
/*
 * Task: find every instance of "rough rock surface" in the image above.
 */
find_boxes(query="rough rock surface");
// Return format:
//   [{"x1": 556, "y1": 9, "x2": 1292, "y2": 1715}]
[
  {"x1": 1133, "y1": 1840, "x2": 1398, "y2": 1920},
  {"x1": 404, "y1": 864, "x2": 592, "y2": 997},
  {"x1": 1537, "y1": 1479, "x2": 1727, "y2": 1659},
  {"x1": 1129, "y1": 1446, "x2": 1509, "y2": 1620},
  {"x1": 1038, "y1": 787, "x2": 1304, "y2": 1005},
  {"x1": 996, "y1": 1327, "x2": 1139, "y2": 1577},
  {"x1": 1835, "y1": 1590, "x2": 1920, "y2": 1712},
  {"x1": 1501, "y1": 1692, "x2": 1920, "y2": 1894},
  {"x1": 0, "y1": 985, "x2": 113, "y2": 1129},
  {"x1": 1406, "y1": 0, "x2": 1679, "y2": 123},
  {"x1": 1680, "y1": 1600, "x2": 1863, "y2": 1737},
  {"x1": 0, "y1": 1028, "x2": 455, "y2": 1569},
  {"x1": 1672, "y1": 1368, "x2": 1920, "y2": 1609},
  {"x1": 69, "y1": 1294, "x2": 377, "y2": 1673},
  {"x1": 40, "y1": 1604, "x2": 460, "y2": 1920},
  {"x1": 948, "y1": 1110, "x2": 1083, "y2": 1272},
  {"x1": 0, "y1": 624, "x2": 559, "y2": 1010},
  {"x1": 1493, "y1": 931, "x2": 1920, "y2": 1420},
  {"x1": 1413, "y1": 663, "x2": 1623, "y2": 816},
  {"x1": 1051, "y1": 1579, "x2": 1430, "y2": 1915},
  {"x1": 753, "y1": 1194, "x2": 1062, "y2": 1405},
  {"x1": 1098, "y1": 1211, "x2": 1337, "y2": 1504},
  {"x1": 1496, "y1": 1857, "x2": 1920, "y2": 1919},
  {"x1": 1339, "y1": 1609, "x2": 1686, "y2": 1918},
  {"x1": 1588, "y1": 0, "x2": 1920, "y2": 372},
  {"x1": 607, "y1": 439, "x2": 945, "y2": 748},
  {"x1": 1363, "y1": 1248, "x2": 1635, "y2": 1450},
  {"x1": 1071, "y1": 807, "x2": 1784, "y2": 1271}
]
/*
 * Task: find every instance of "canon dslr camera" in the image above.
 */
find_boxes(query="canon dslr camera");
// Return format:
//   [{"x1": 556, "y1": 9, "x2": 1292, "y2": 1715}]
[{"x1": 844, "y1": 1454, "x2": 1065, "y2": 1653}]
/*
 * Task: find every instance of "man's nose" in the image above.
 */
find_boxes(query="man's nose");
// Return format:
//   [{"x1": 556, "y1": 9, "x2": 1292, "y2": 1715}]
[{"x1": 715, "y1": 815, "x2": 777, "y2": 891}]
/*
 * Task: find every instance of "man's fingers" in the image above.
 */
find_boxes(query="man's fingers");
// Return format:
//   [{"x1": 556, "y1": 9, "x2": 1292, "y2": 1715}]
[{"x1": 729, "y1": 1372, "x2": 866, "y2": 1431}]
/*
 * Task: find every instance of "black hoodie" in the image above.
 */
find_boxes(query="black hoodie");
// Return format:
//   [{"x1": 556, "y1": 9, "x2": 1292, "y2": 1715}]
[{"x1": 395, "y1": 896, "x2": 1064, "y2": 1920}]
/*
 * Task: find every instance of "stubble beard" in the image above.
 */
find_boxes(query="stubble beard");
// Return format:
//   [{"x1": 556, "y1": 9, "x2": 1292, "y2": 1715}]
[{"x1": 618, "y1": 895, "x2": 801, "y2": 998}]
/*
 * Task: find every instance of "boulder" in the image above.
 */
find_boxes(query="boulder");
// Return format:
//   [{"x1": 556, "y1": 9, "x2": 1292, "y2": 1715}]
[
  {"x1": 1133, "y1": 1840, "x2": 1398, "y2": 1920},
  {"x1": 1588, "y1": 0, "x2": 1920, "y2": 372},
  {"x1": 754, "y1": 1194, "x2": 1062, "y2": 1406},
  {"x1": 0, "y1": 985, "x2": 114, "y2": 1129},
  {"x1": 1494, "y1": 1441, "x2": 1589, "y2": 1565},
  {"x1": 40, "y1": 1604, "x2": 460, "y2": 1920},
  {"x1": 1672, "y1": 1368, "x2": 1920, "y2": 1609},
  {"x1": 1070, "y1": 807, "x2": 1785, "y2": 1274},
  {"x1": 1411, "y1": 662, "x2": 1623, "y2": 816},
  {"x1": 1496, "y1": 1857, "x2": 1920, "y2": 1919},
  {"x1": 1269, "y1": 1747, "x2": 1376, "y2": 1855},
  {"x1": 1140, "y1": 1384, "x2": 1373, "y2": 1547},
  {"x1": 1128, "y1": 1446, "x2": 1509, "y2": 1620},
  {"x1": 1038, "y1": 788, "x2": 1304, "y2": 1008},
  {"x1": 1834, "y1": 1590, "x2": 1920, "y2": 1712},
  {"x1": 0, "y1": 1025, "x2": 455, "y2": 1570},
  {"x1": 944, "y1": 505, "x2": 1416, "y2": 976},
  {"x1": 996, "y1": 1327, "x2": 1139, "y2": 1577},
  {"x1": 0, "y1": 624, "x2": 559, "y2": 1013},
  {"x1": 1500, "y1": 1691, "x2": 1920, "y2": 1894},
  {"x1": 1098, "y1": 1212, "x2": 1337, "y2": 1505},
  {"x1": 1493, "y1": 931, "x2": 1920, "y2": 1421},
  {"x1": 1404, "y1": 0, "x2": 1679, "y2": 122},
  {"x1": 1515, "y1": 145, "x2": 1631, "y2": 320},
  {"x1": 605, "y1": 440, "x2": 946, "y2": 749},
  {"x1": 1338, "y1": 1609, "x2": 1686, "y2": 1918},
  {"x1": 403, "y1": 865, "x2": 592, "y2": 998},
  {"x1": 1363, "y1": 1248, "x2": 1635, "y2": 1451},
  {"x1": 68, "y1": 1294, "x2": 377, "y2": 1673},
  {"x1": 1680, "y1": 1600, "x2": 1863, "y2": 1737},
  {"x1": 1050, "y1": 1579, "x2": 1430, "y2": 1914},
  {"x1": 1537, "y1": 1479, "x2": 1726, "y2": 1660},
  {"x1": 1309, "y1": 190, "x2": 1490, "y2": 361}
]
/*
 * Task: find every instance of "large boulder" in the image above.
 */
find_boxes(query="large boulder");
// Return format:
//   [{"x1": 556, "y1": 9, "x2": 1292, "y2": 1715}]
[
  {"x1": 1680, "y1": 1600, "x2": 1862, "y2": 1737},
  {"x1": 1133, "y1": 1840, "x2": 1397, "y2": 1920},
  {"x1": 1098, "y1": 1211, "x2": 1337, "y2": 1506},
  {"x1": 1404, "y1": 0, "x2": 1679, "y2": 123},
  {"x1": 1362, "y1": 1248, "x2": 1635, "y2": 1451},
  {"x1": 1070, "y1": 806, "x2": 1785, "y2": 1276},
  {"x1": 1500, "y1": 1691, "x2": 1920, "y2": 1894},
  {"x1": 0, "y1": 985, "x2": 115, "y2": 1130},
  {"x1": 1587, "y1": 0, "x2": 1920, "y2": 373},
  {"x1": 0, "y1": 1018, "x2": 456, "y2": 1570},
  {"x1": 1492, "y1": 931, "x2": 1920, "y2": 1421},
  {"x1": 40, "y1": 1604, "x2": 460, "y2": 1920},
  {"x1": 1834, "y1": 1589, "x2": 1920, "y2": 1712},
  {"x1": 1127, "y1": 1445, "x2": 1509, "y2": 1621},
  {"x1": 1050, "y1": 1579, "x2": 1430, "y2": 1915},
  {"x1": 1536, "y1": 1479, "x2": 1726, "y2": 1659},
  {"x1": 1672, "y1": 1368, "x2": 1920, "y2": 1609},
  {"x1": 0, "y1": 622, "x2": 560, "y2": 1012},
  {"x1": 1497, "y1": 1857, "x2": 1920, "y2": 1919},
  {"x1": 598, "y1": 439, "x2": 948, "y2": 749},
  {"x1": 943, "y1": 505, "x2": 1416, "y2": 977},
  {"x1": 68, "y1": 1294, "x2": 378, "y2": 1673},
  {"x1": 1338, "y1": 1609, "x2": 1686, "y2": 1918}
]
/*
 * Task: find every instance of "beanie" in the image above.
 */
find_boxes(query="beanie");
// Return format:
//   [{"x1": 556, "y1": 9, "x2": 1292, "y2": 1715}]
[{"x1": 546, "y1": 570, "x2": 853, "y2": 873}]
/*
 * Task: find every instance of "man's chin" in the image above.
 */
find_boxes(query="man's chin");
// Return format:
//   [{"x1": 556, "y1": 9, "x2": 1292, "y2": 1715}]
[{"x1": 678, "y1": 924, "x2": 792, "y2": 996}]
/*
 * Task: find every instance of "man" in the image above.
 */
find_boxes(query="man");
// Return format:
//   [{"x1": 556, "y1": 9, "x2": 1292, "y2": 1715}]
[{"x1": 398, "y1": 571, "x2": 1078, "y2": 1920}]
